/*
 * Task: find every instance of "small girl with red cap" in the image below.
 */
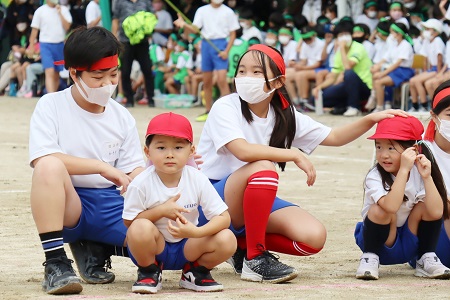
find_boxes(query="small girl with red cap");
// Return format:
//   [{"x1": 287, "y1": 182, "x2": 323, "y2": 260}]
[
  {"x1": 196, "y1": 44, "x2": 409, "y2": 284},
  {"x1": 355, "y1": 115, "x2": 449, "y2": 280},
  {"x1": 412, "y1": 80, "x2": 450, "y2": 269}
]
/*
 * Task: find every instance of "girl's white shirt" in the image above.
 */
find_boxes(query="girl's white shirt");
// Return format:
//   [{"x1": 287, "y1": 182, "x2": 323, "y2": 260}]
[
  {"x1": 426, "y1": 141, "x2": 450, "y2": 196},
  {"x1": 197, "y1": 93, "x2": 331, "y2": 180},
  {"x1": 362, "y1": 165, "x2": 425, "y2": 227}
]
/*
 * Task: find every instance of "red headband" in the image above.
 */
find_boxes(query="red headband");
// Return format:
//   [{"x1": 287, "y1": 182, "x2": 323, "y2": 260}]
[
  {"x1": 248, "y1": 44, "x2": 290, "y2": 109},
  {"x1": 424, "y1": 87, "x2": 450, "y2": 141},
  {"x1": 54, "y1": 54, "x2": 119, "y2": 71}
]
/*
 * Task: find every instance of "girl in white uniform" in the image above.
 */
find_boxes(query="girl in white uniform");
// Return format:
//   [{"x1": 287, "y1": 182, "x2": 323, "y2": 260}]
[{"x1": 196, "y1": 44, "x2": 408, "y2": 284}]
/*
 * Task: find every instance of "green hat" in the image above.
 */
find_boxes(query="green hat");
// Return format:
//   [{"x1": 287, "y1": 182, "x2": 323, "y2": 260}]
[
  {"x1": 267, "y1": 29, "x2": 278, "y2": 36},
  {"x1": 177, "y1": 40, "x2": 188, "y2": 49},
  {"x1": 283, "y1": 14, "x2": 293, "y2": 20},
  {"x1": 170, "y1": 33, "x2": 178, "y2": 41},
  {"x1": 278, "y1": 28, "x2": 293, "y2": 36},
  {"x1": 193, "y1": 37, "x2": 201, "y2": 45},
  {"x1": 364, "y1": 1, "x2": 377, "y2": 9}
]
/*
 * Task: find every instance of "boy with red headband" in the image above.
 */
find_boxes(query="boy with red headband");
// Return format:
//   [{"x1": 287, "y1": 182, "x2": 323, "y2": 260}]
[
  {"x1": 123, "y1": 112, "x2": 235, "y2": 294},
  {"x1": 28, "y1": 27, "x2": 146, "y2": 295}
]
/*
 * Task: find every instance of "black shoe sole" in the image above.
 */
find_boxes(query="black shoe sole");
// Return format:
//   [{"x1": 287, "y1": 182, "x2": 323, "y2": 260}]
[{"x1": 44, "y1": 280, "x2": 83, "y2": 295}]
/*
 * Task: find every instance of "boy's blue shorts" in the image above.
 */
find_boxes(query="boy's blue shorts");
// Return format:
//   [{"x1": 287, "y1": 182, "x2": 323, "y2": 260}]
[
  {"x1": 354, "y1": 218, "x2": 418, "y2": 265},
  {"x1": 427, "y1": 66, "x2": 438, "y2": 72},
  {"x1": 197, "y1": 175, "x2": 297, "y2": 236},
  {"x1": 40, "y1": 42, "x2": 64, "y2": 71},
  {"x1": 128, "y1": 239, "x2": 189, "y2": 270},
  {"x1": 201, "y1": 38, "x2": 228, "y2": 72},
  {"x1": 387, "y1": 67, "x2": 415, "y2": 87},
  {"x1": 435, "y1": 222, "x2": 450, "y2": 268},
  {"x1": 63, "y1": 186, "x2": 127, "y2": 246}
]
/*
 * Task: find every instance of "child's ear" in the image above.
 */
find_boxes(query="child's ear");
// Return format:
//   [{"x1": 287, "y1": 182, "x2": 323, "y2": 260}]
[
  {"x1": 143, "y1": 146, "x2": 150, "y2": 159},
  {"x1": 69, "y1": 67, "x2": 78, "y2": 82},
  {"x1": 190, "y1": 144, "x2": 196, "y2": 156},
  {"x1": 273, "y1": 75, "x2": 286, "y2": 89}
]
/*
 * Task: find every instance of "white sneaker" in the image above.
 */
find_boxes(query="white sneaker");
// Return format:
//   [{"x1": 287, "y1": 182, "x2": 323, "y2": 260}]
[
  {"x1": 356, "y1": 252, "x2": 379, "y2": 280},
  {"x1": 418, "y1": 106, "x2": 428, "y2": 113},
  {"x1": 343, "y1": 107, "x2": 361, "y2": 117},
  {"x1": 364, "y1": 91, "x2": 376, "y2": 110},
  {"x1": 384, "y1": 102, "x2": 392, "y2": 110},
  {"x1": 408, "y1": 107, "x2": 418, "y2": 112},
  {"x1": 414, "y1": 252, "x2": 450, "y2": 279}
]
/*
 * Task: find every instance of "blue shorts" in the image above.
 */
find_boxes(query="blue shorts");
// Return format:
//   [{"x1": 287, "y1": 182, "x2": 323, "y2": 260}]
[
  {"x1": 427, "y1": 66, "x2": 438, "y2": 72},
  {"x1": 315, "y1": 67, "x2": 327, "y2": 73},
  {"x1": 197, "y1": 175, "x2": 297, "y2": 236},
  {"x1": 201, "y1": 38, "x2": 228, "y2": 72},
  {"x1": 387, "y1": 67, "x2": 415, "y2": 87},
  {"x1": 354, "y1": 218, "x2": 418, "y2": 265},
  {"x1": 63, "y1": 186, "x2": 127, "y2": 246},
  {"x1": 40, "y1": 42, "x2": 64, "y2": 71},
  {"x1": 128, "y1": 239, "x2": 189, "y2": 270},
  {"x1": 435, "y1": 223, "x2": 450, "y2": 268}
]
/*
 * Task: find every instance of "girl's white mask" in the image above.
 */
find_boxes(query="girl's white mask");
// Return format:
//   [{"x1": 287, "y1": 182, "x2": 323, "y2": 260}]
[
  {"x1": 438, "y1": 117, "x2": 450, "y2": 142},
  {"x1": 235, "y1": 76, "x2": 280, "y2": 104},
  {"x1": 75, "y1": 78, "x2": 117, "y2": 107}
]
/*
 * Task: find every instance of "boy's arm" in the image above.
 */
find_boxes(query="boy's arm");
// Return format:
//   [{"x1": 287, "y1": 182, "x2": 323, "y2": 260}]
[
  {"x1": 167, "y1": 210, "x2": 231, "y2": 239},
  {"x1": 219, "y1": 30, "x2": 236, "y2": 60},
  {"x1": 195, "y1": 210, "x2": 230, "y2": 237}
]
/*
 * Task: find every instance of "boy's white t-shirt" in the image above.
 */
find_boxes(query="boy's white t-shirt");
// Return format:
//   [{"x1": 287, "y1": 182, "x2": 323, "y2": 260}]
[
  {"x1": 427, "y1": 141, "x2": 450, "y2": 196},
  {"x1": 31, "y1": 4, "x2": 72, "y2": 43},
  {"x1": 362, "y1": 40, "x2": 375, "y2": 61},
  {"x1": 299, "y1": 38, "x2": 325, "y2": 66},
  {"x1": 242, "y1": 26, "x2": 263, "y2": 42},
  {"x1": 445, "y1": 41, "x2": 450, "y2": 66},
  {"x1": 281, "y1": 39, "x2": 298, "y2": 65},
  {"x1": 373, "y1": 38, "x2": 388, "y2": 64},
  {"x1": 419, "y1": 37, "x2": 445, "y2": 67},
  {"x1": 29, "y1": 87, "x2": 145, "y2": 188},
  {"x1": 197, "y1": 93, "x2": 331, "y2": 180},
  {"x1": 383, "y1": 39, "x2": 413, "y2": 67},
  {"x1": 362, "y1": 166, "x2": 425, "y2": 227},
  {"x1": 355, "y1": 14, "x2": 378, "y2": 33},
  {"x1": 123, "y1": 165, "x2": 228, "y2": 243},
  {"x1": 85, "y1": 0, "x2": 102, "y2": 27},
  {"x1": 192, "y1": 4, "x2": 240, "y2": 40}
]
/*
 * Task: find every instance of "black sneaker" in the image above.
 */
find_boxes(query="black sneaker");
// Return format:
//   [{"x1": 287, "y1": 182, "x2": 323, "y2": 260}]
[
  {"x1": 241, "y1": 250, "x2": 298, "y2": 283},
  {"x1": 69, "y1": 240, "x2": 115, "y2": 284},
  {"x1": 226, "y1": 247, "x2": 246, "y2": 274},
  {"x1": 42, "y1": 256, "x2": 83, "y2": 295},
  {"x1": 132, "y1": 263, "x2": 162, "y2": 294},
  {"x1": 179, "y1": 262, "x2": 223, "y2": 292}
]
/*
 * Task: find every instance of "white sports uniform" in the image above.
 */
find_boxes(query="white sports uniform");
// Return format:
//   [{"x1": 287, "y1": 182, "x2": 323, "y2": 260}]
[
  {"x1": 197, "y1": 93, "x2": 331, "y2": 180},
  {"x1": 123, "y1": 165, "x2": 228, "y2": 243}
]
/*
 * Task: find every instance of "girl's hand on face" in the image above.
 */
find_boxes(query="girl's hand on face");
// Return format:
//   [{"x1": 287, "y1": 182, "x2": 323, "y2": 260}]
[
  {"x1": 368, "y1": 109, "x2": 410, "y2": 123},
  {"x1": 399, "y1": 147, "x2": 417, "y2": 173},
  {"x1": 415, "y1": 154, "x2": 432, "y2": 179},
  {"x1": 291, "y1": 148, "x2": 316, "y2": 186}
]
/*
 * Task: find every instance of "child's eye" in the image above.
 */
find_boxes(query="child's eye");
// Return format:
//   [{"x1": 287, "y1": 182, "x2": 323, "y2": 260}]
[
  {"x1": 175, "y1": 146, "x2": 183, "y2": 150},
  {"x1": 157, "y1": 146, "x2": 165, "y2": 150}
]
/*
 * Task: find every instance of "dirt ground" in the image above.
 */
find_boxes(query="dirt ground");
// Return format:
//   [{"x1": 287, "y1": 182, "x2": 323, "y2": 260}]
[{"x1": 0, "y1": 96, "x2": 448, "y2": 300}]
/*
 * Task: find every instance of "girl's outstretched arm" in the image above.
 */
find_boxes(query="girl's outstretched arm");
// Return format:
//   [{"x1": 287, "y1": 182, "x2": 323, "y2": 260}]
[{"x1": 320, "y1": 109, "x2": 410, "y2": 146}]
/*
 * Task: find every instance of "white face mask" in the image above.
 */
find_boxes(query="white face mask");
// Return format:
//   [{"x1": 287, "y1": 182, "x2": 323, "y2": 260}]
[
  {"x1": 438, "y1": 117, "x2": 450, "y2": 142},
  {"x1": 240, "y1": 22, "x2": 250, "y2": 29},
  {"x1": 422, "y1": 30, "x2": 433, "y2": 41},
  {"x1": 278, "y1": 35, "x2": 290, "y2": 45},
  {"x1": 367, "y1": 11, "x2": 377, "y2": 18},
  {"x1": 338, "y1": 34, "x2": 352, "y2": 46},
  {"x1": 49, "y1": 0, "x2": 59, "y2": 4},
  {"x1": 404, "y1": 1, "x2": 416, "y2": 9},
  {"x1": 387, "y1": 34, "x2": 397, "y2": 45},
  {"x1": 211, "y1": 0, "x2": 224, "y2": 4},
  {"x1": 235, "y1": 76, "x2": 280, "y2": 104},
  {"x1": 16, "y1": 22, "x2": 27, "y2": 32},
  {"x1": 265, "y1": 37, "x2": 276, "y2": 46},
  {"x1": 75, "y1": 78, "x2": 117, "y2": 106}
]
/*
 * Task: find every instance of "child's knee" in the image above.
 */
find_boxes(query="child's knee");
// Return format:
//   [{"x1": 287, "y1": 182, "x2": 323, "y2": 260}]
[
  {"x1": 214, "y1": 229, "x2": 237, "y2": 255},
  {"x1": 32, "y1": 156, "x2": 66, "y2": 178},
  {"x1": 127, "y1": 219, "x2": 158, "y2": 241}
]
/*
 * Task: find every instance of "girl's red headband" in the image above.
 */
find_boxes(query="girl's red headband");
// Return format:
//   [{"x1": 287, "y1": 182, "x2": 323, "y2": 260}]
[
  {"x1": 424, "y1": 87, "x2": 450, "y2": 141},
  {"x1": 54, "y1": 54, "x2": 119, "y2": 71},
  {"x1": 248, "y1": 44, "x2": 290, "y2": 109}
]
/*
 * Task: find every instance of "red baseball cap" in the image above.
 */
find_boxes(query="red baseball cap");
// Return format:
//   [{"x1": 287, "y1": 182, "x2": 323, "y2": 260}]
[
  {"x1": 368, "y1": 116, "x2": 423, "y2": 141},
  {"x1": 146, "y1": 112, "x2": 193, "y2": 143}
]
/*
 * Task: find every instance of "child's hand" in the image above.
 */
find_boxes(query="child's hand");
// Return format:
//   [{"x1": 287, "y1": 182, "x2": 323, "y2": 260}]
[
  {"x1": 173, "y1": 13, "x2": 186, "y2": 28},
  {"x1": 399, "y1": 147, "x2": 417, "y2": 173},
  {"x1": 99, "y1": 164, "x2": 132, "y2": 194},
  {"x1": 368, "y1": 109, "x2": 410, "y2": 123},
  {"x1": 161, "y1": 194, "x2": 190, "y2": 220},
  {"x1": 291, "y1": 148, "x2": 316, "y2": 186},
  {"x1": 167, "y1": 217, "x2": 198, "y2": 239},
  {"x1": 415, "y1": 154, "x2": 432, "y2": 179}
]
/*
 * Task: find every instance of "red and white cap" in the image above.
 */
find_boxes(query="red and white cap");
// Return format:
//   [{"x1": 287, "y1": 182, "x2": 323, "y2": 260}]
[{"x1": 146, "y1": 112, "x2": 193, "y2": 143}]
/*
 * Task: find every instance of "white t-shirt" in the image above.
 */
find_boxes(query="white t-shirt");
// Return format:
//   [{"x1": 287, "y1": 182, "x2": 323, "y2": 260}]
[
  {"x1": 31, "y1": 4, "x2": 72, "y2": 43},
  {"x1": 419, "y1": 37, "x2": 445, "y2": 67},
  {"x1": 193, "y1": 4, "x2": 240, "y2": 40},
  {"x1": 153, "y1": 10, "x2": 173, "y2": 46},
  {"x1": 373, "y1": 38, "x2": 388, "y2": 64},
  {"x1": 281, "y1": 40, "x2": 298, "y2": 65},
  {"x1": 355, "y1": 14, "x2": 379, "y2": 33},
  {"x1": 362, "y1": 166, "x2": 425, "y2": 227},
  {"x1": 123, "y1": 165, "x2": 228, "y2": 243},
  {"x1": 446, "y1": 41, "x2": 450, "y2": 66},
  {"x1": 427, "y1": 141, "x2": 450, "y2": 197},
  {"x1": 85, "y1": 1, "x2": 102, "y2": 27},
  {"x1": 383, "y1": 39, "x2": 413, "y2": 68},
  {"x1": 299, "y1": 38, "x2": 325, "y2": 66},
  {"x1": 197, "y1": 93, "x2": 331, "y2": 180},
  {"x1": 242, "y1": 26, "x2": 263, "y2": 42},
  {"x1": 362, "y1": 40, "x2": 375, "y2": 61},
  {"x1": 29, "y1": 87, "x2": 145, "y2": 188}
]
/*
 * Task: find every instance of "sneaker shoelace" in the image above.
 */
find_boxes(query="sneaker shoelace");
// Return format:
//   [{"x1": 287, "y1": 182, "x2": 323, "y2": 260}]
[{"x1": 43, "y1": 257, "x2": 75, "y2": 274}]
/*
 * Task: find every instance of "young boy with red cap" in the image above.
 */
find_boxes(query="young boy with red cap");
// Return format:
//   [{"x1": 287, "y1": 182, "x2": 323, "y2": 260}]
[
  {"x1": 354, "y1": 116, "x2": 450, "y2": 280},
  {"x1": 123, "y1": 112, "x2": 236, "y2": 294},
  {"x1": 28, "y1": 27, "x2": 146, "y2": 295}
]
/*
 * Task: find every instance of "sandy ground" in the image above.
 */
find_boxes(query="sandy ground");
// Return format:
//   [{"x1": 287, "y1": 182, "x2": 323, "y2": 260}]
[{"x1": 0, "y1": 96, "x2": 448, "y2": 300}]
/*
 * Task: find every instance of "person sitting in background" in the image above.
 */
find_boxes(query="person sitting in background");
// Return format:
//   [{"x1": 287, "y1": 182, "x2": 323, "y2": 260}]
[
  {"x1": 164, "y1": 40, "x2": 192, "y2": 94},
  {"x1": 355, "y1": 1, "x2": 380, "y2": 33},
  {"x1": 239, "y1": 8, "x2": 262, "y2": 43},
  {"x1": 352, "y1": 23, "x2": 375, "y2": 61}
]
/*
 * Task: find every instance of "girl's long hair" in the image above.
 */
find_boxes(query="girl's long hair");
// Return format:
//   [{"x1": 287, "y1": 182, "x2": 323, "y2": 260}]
[
  {"x1": 372, "y1": 140, "x2": 448, "y2": 219},
  {"x1": 234, "y1": 49, "x2": 296, "y2": 171}
]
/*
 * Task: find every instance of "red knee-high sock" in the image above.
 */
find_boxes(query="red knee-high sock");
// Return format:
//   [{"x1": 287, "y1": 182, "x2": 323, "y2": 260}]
[
  {"x1": 265, "y1": 233, "x2": 322, "y2": 256},
  {"x1": 237, "y1": 236, "x2": 247, "y2": 250},
  {"x1": 244, "y1": 170, "x2": 278, "y2": 260}
]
